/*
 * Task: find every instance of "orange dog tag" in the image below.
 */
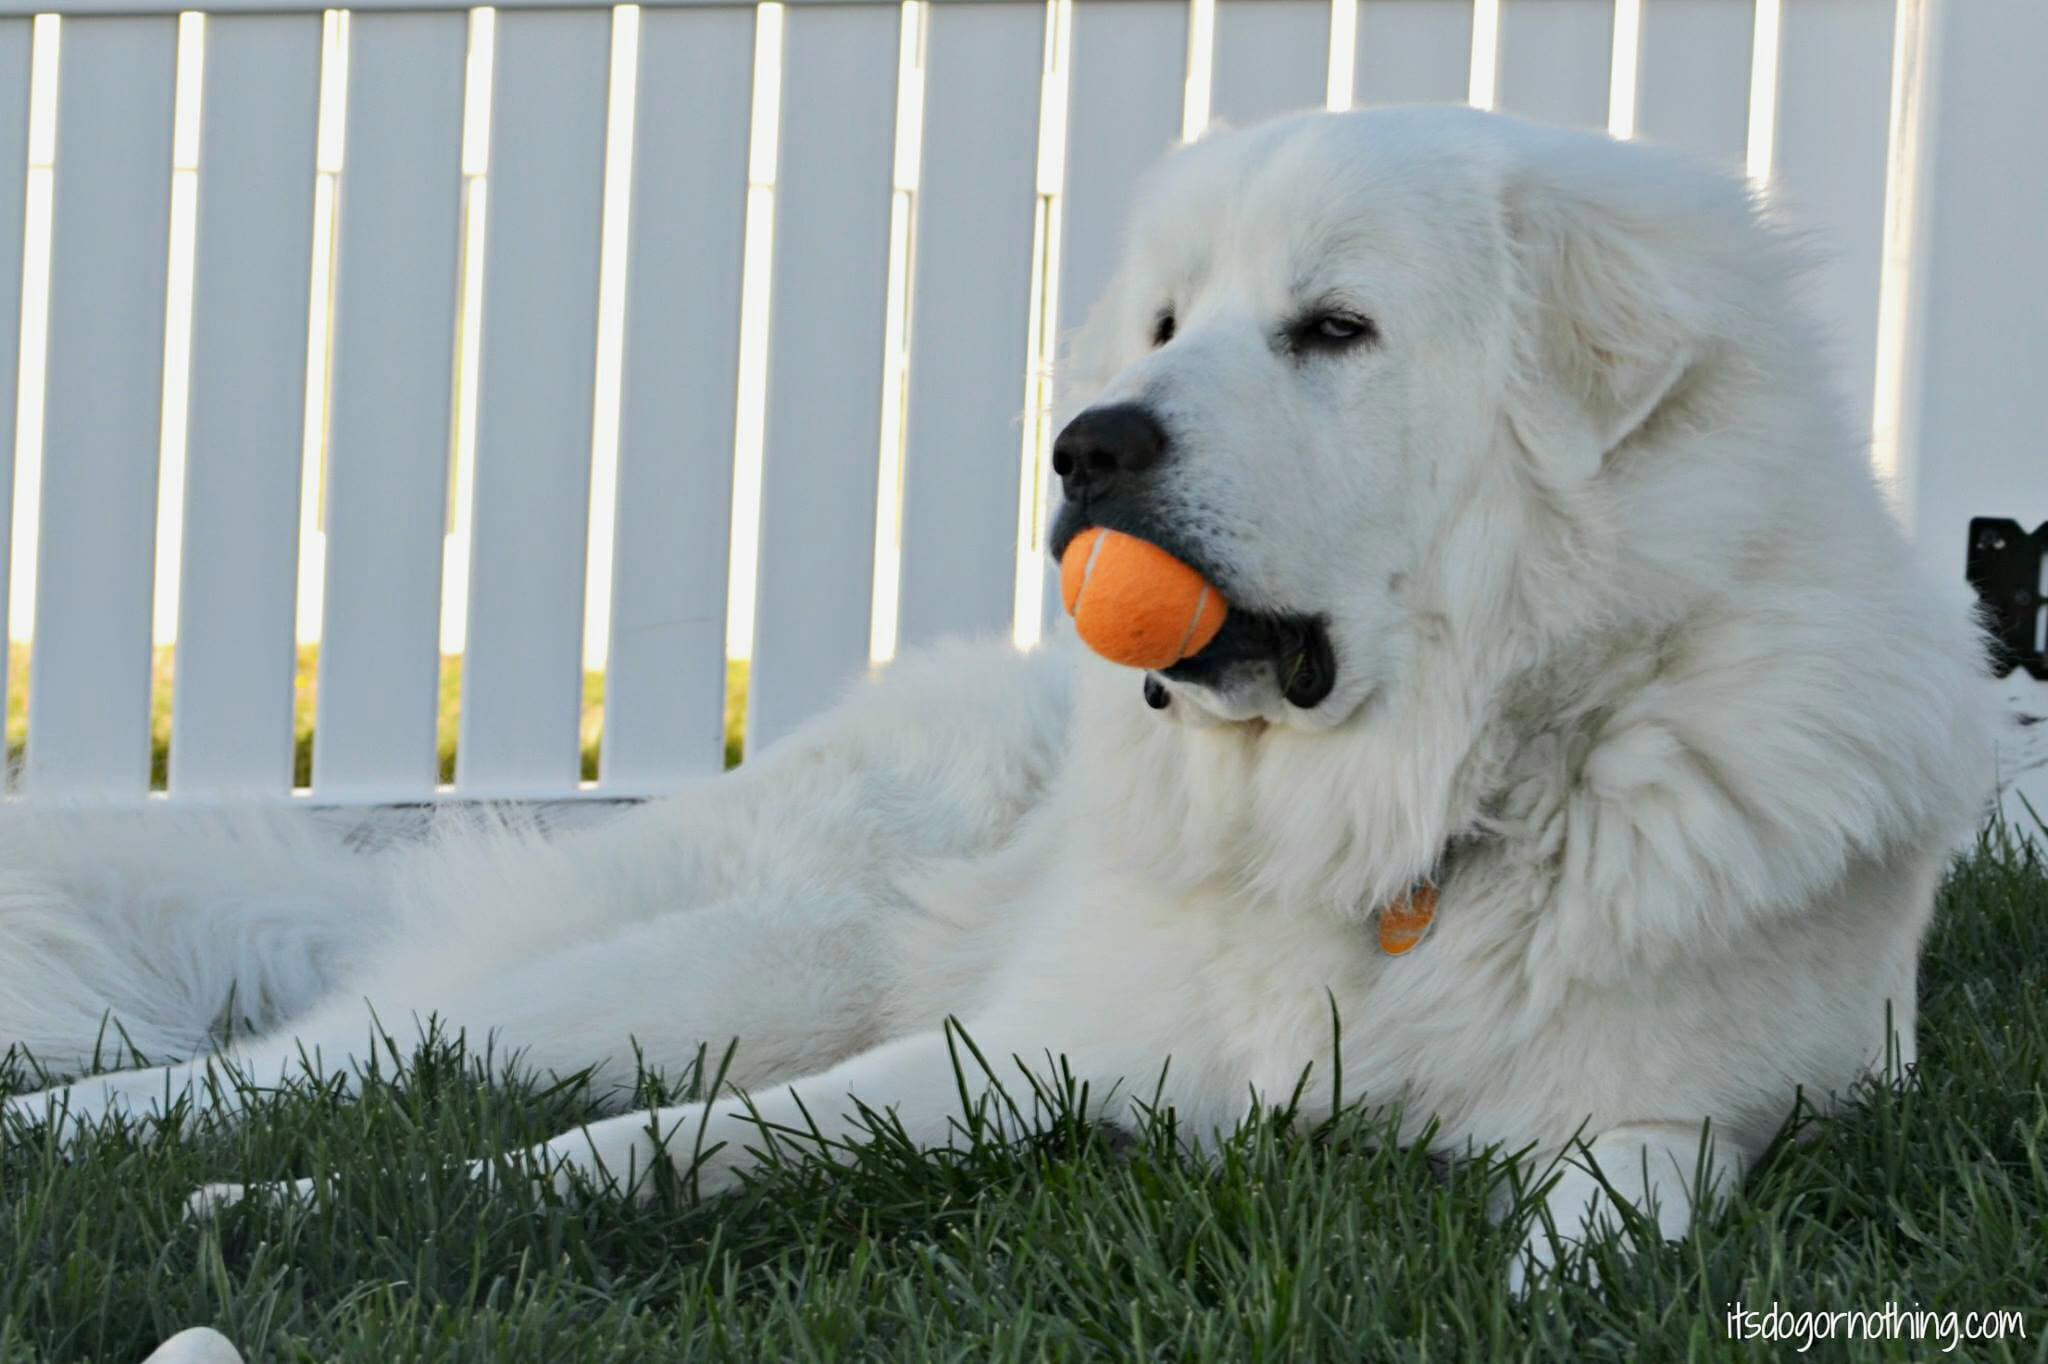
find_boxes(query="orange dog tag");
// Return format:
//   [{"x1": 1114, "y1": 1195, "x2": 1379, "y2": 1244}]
[{"x1": 1377, "y1": 880, "x2": 1437, "y2": 956}]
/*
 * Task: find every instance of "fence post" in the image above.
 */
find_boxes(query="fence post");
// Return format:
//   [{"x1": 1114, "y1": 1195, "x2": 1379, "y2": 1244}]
[{"x1": 1885, "y1": 0, "x2": 2048, "y2": 820}]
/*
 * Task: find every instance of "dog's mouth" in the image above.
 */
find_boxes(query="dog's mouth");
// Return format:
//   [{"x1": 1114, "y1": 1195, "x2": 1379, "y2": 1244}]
[
  {"x1": 1159, "y1": 612, "x2": 1336, "y2": 707},
  {"x1": 1049, "y1": 503, "x2": 1338, "y2": 709}
]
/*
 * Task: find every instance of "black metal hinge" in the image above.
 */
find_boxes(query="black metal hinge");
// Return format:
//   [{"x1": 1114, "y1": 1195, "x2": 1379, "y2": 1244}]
[{"x1": 1967, "y1": 518, "x2": 2047, "y2": 681}]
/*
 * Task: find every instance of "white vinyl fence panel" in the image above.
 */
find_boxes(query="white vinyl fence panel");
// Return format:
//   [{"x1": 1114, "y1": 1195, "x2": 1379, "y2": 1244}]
[
  {"x1": 0, "y1": 0, "x2": 2037, "y2": 819},
  {"x1": 1902, "y1": 0, "x2": 2048, "y2": 569},
  {"x1": 1894, "y1": 0, "x2": 2048, "y2": 755},
  {"x1": 601, "y1": 3, "x2": 753, "y2": 784},
  {"x1": 1495, "y1": 0, "x2": 1612, "y2": 130},
  {"x1": 745, "y1": 1, "x2": 899, "y2": 752},
  {"x1": 170, "y1": 13, "x2": 320, "y2": 796},
  {"x1": 1770, "y1": 0, "x2": 1894, "y2": 451},
  {"x1": 0, "y1": 18, "x2": 27, "y2": 721},
  {"x1": 1633, "y1": 0, "x2": 1753, "y2": 162},
  {"x1": 1352, "y1": 0, "x2": 1471, "y2": 108},
  {"x1": 311, "y1": 11, "x2": 466, "y2": 801},
  {"x1": 1042, "y1": 0, "x2": 1186, "y2": 625},
  {"x1": 1211, "y1": 0, "x2": 1328, "y2": 126},
  {"x1": 1055, "y1": 0, "x2": 1185, "y2": 349},
  {"x1": 896, "y1": 0, "x2": 1045, "y2": 651},
  {"x1": 26, "y1": 16, "x2": 175, "y2": 798},
  {"x1": 456, "y1": 8, "x2": 610, "y2": 795}
]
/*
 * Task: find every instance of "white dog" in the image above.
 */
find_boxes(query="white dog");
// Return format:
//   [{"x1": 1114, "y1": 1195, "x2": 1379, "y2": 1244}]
[{"x1": 0, "y1": 107, "x2": 1999, "y2": 1284}]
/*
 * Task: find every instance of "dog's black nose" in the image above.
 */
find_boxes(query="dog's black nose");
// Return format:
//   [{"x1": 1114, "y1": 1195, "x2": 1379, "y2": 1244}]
[{"x1": 1051, "y1": 404, "x2": 1167, "y2": 502}]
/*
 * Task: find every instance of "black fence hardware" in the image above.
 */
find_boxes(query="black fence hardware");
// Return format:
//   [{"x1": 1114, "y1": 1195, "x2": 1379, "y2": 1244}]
[{"x1": 1968, "y1": 518, "x2": 2048, "y2": 681}]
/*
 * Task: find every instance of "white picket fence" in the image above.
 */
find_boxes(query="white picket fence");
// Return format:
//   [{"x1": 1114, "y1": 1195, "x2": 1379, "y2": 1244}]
[{"x1": 0, "y1": 0, "x2": 2041, "y2": 809}]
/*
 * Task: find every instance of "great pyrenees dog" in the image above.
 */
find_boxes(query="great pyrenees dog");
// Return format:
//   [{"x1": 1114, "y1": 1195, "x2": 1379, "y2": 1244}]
[{"x1": 0, "y1": 106, "x2": 1998, "y2": 1285}]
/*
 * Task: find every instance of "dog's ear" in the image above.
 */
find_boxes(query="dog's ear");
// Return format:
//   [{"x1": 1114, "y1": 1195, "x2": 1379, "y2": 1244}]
[{"x1": 1503, "y1": 150, "x2": 1719, "y2": 484}]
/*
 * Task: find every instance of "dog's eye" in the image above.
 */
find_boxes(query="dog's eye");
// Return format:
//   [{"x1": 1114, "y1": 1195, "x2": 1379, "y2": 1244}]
[
  {"x1": 1291, "y1": 310, "x2": 1378, "y2": 354},
  {"x1": 1151, "y1": 311, "x2": 1176, "y2": 347}
]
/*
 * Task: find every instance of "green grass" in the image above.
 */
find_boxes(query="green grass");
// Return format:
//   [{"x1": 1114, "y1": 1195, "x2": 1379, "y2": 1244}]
[
  {"x1": 3, "y1": 825, "x2": 2045, "y2": 1361},
  {"x1": 3, "y1": 648, "x2": 752, "y2": 788}
]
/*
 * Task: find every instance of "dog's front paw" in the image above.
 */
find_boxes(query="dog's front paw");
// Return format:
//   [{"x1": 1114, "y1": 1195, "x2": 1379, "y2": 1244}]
[
  {"x1": 184, "y1": 1175, "x2": 317, "y2": 1221},
  {"x1": 3, "y1": 1090, "x2": 49, "y2": 1134},
  {"x1": 141, "y1": 1326, "x2": 245, "y2": 1364},
  {"x1": 1509, "y1": 1216, "x2": 1589, "y2": 1297},
  {"x1": 4, "y1": 1085, "x2": 110, "y2": 1151}
]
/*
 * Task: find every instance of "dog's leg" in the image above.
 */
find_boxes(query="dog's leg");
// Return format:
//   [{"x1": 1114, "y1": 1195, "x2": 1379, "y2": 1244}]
[
  {"x1": 14, "y1": 878, "x2": 924, "y2": 1153},
  {"x1": 190, "y1": 1022, "x2": 1047, "y2": 1215},
  {"x1": 4, "y1": 1034, "x2": 364, "y2": 1146},
  {"x1": 518, "y1": 1027, "x2": 1000, "y2": 1201},
  {"x1": 1508, "y1": 1119, "x2": 1749, "y2": 1292}
]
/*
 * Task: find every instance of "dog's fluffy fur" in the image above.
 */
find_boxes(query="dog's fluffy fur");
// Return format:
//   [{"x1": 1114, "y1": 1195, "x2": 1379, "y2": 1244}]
[{"x1": 0, "y1": 108, "x2": 1999, "y2": 1280}]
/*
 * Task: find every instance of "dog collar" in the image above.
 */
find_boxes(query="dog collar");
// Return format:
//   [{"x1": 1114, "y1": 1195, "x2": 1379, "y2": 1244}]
[{"x1": 1376, "y1": 878, "x2": 1438, "y2": 956}]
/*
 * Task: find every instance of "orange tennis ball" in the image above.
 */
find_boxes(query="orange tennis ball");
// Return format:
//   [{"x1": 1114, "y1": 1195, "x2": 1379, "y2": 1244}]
[{"x1": 1059, "y1": 527, "x2": 1228, "y2": 670}]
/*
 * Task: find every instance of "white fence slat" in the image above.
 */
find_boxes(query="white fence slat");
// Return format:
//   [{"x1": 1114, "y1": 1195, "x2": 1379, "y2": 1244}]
[
  {"x1": 5, "y1": 0, "x2": 830, "y2": 13},
  {"x1": 25, "y1": 17, "x2": 175, "y2": 798},
  {"x1": 1897, "y1": 2, "x2": 2048, "y2": 598},
  {"x1": 1495, "y1": 0, "x2": 1613, "y2": 129},
  {"x1": 1055, "y1": 0, "x2": 1186, "y2": 369},
  {"x1": 1893, "y1": 0, "x2": 2048, "y2": 826},
  {"x1": 313, "y1": 11, "x2": 466, "y2": 799},
  {"x1": 601, "y1": 4, "x2": 753, "y2": 786},
  {"x1": 1634, "y1": 0, "x2": 1752, "y2": 165},
  {"x1": 1770, "y1": 0, "x2": 1896, "y2": 445},
  {"x1": 1353, "y1": 0, "x2": 1473, "y2": 107},
  {"x1": 896, "y1": 0, "x2": 1044, "y2": 651},
  {"x1": 0, "y1": 18, "x2": 26, "y2": 711},
  {"x1": 745, "y1": 2, "x2": 901, "y2": 752},
  {"x1": 1211, "y1": 0, "x2": 1331, "y2": 128},
  {"x1": 455, "y1": 9, "x2": 610, "y2": 794},
  {"x1": 1045, "y1": 0, "x2": 1186, "y2": 630},
  {"x1": 170, "y1": 13, "x2": 320, "y2": 795}
]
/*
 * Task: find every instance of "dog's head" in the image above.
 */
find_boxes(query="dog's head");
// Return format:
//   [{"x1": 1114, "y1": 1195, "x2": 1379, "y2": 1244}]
[{"x1": 1052, "y1": 106, "x2": 1797, "y2": 732}]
